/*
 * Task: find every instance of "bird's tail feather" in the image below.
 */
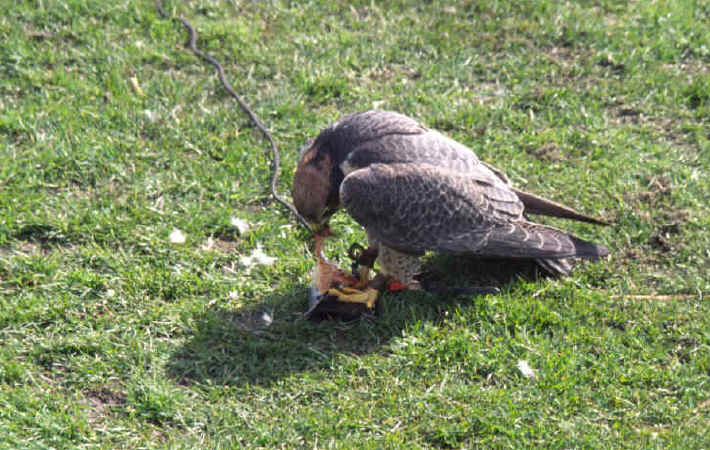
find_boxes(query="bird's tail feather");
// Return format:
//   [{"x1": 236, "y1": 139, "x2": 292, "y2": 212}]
[
  {"x1": 514, "y1": 188, "x2": 609, "y2": 226},
  {"x1": 568, "y1": 234, "x2": 610, "y2": 259}
]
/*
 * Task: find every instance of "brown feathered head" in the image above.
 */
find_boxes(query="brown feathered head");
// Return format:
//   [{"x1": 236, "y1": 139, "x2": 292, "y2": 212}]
[{"x1": 292, "y1": 143, "x2": 339, "y2": 229}]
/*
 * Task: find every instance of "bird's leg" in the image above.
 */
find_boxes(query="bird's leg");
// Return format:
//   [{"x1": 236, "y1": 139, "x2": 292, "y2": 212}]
[
  {"x1": 376, "y1": 245, "x2": 423, "y2": 292},
  {"x1": 347, "y1": 243, "x2": 379, "y2": 289}
]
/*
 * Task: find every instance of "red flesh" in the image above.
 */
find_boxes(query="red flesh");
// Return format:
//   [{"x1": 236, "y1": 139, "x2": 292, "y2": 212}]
[{"x1": 313, "y1": 230, "x2": 357, "y2": 292}]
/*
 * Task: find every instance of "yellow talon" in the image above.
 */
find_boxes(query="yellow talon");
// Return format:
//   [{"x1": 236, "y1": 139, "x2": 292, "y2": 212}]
[{"x1": 326, "y1": 286, "x2": 379, "y2": 309}]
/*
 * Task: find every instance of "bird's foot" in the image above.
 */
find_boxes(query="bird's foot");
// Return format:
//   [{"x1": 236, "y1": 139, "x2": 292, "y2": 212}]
[
  {"x1": 362, "y1": 273, "x2": 421, "y2": 293},
  {"x1": 325, "y1": 286, "x2": 379, "y2": 309}
]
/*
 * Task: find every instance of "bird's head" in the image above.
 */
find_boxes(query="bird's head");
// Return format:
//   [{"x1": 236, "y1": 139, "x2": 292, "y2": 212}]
[{"x1": 292, "y1": 143, "x2": 340, "y2": 233}]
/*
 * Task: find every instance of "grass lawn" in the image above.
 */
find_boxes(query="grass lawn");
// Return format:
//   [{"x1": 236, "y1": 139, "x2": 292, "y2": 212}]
[{"x1": 1, "y1": 0, "x2": 709, "y2": 447}]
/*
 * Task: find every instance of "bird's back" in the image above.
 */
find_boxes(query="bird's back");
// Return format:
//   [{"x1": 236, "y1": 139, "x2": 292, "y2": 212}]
[{"x1": 329, "y1": 111, "x2": 506, "y2": 188}]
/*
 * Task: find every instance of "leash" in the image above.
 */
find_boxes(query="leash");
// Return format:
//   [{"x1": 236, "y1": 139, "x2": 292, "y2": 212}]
[{"x1": 155, "y1": 1, "x2": 313, "y2": 233}]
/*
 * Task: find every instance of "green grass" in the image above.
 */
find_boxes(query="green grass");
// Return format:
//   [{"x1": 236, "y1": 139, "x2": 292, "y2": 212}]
[{"x1": 1, "y1": 0, "x2": 709, "y2": 447}]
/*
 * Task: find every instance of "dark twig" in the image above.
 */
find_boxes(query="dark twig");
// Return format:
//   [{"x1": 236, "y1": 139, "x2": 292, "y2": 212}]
[{"x1": 156, "y1": 0, "x2": 313, "y2": 233}]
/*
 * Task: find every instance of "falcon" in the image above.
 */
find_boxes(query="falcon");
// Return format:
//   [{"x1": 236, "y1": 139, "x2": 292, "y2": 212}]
[{"x1": 292, "y1": 110, "x2": 609, "y2": 306}]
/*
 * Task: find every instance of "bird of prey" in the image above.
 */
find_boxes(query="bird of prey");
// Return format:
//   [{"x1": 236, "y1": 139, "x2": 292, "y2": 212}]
[{"x1": 292, "y1": 110, "x2": 609, "y2": 305}]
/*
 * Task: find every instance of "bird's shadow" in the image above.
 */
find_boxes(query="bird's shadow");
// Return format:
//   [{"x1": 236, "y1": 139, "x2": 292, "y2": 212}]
[{"x1": 166, "y1": 256, "x2": 548, "y2": 388}]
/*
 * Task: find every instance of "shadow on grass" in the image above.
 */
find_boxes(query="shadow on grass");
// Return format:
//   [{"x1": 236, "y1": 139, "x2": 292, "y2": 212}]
[{"x1": 166, "y1": 256, "x2": 549, "y2": 388}]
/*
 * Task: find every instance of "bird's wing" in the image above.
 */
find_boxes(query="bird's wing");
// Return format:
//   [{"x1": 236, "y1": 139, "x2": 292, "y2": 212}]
[
  {"x1": 340, "y1": 163, "x2": 607, "y2": 259},
  {"x1": 346, "y1": 129, "x2": 488, "y2": 177}
]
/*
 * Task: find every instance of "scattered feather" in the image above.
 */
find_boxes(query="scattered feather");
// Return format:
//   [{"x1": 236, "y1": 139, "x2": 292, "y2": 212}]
[
  {"x1": 143, "y1": 109, "x2": 157, "y2": 123},
  {"x1": 129, "y1": 76, "x2": 144, "y2": 96},
  {"x1": 260, "y1": 312, "x2": 273, "y2": 327},
  {"x1": 236, "y1": 310, "x2": 273, "y2": 333},
  {"x1": 240, "y1": 245, "x2": 276, "y2": 269},
  {"x1": 517, "y1": 360, "x2": 536, "y2": 379},
  {"x1": 230, "y1": 216, "x2": 250, "y2": 235},
  {"x1": 171, "y1": 105, "x2": 182, "y2": 124},
  {"x1": 169, "y1": 228, "x2": 186, "y2": 244},
  {"x1": 199, "y1": 236, "x2": 215, "y2": 251},
  {"x1": 251, "y1": 246, "x2": 276, "y2": 265}
]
